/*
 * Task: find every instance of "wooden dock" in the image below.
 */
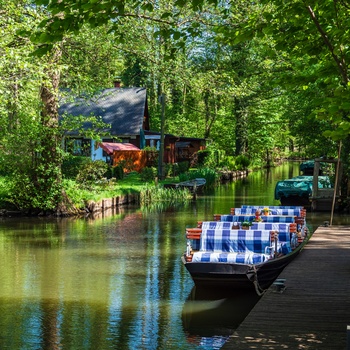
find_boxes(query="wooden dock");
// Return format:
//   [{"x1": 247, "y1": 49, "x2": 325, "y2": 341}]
[{"x1": 222, "y1": 225, "x2": 350, "y2": 350}]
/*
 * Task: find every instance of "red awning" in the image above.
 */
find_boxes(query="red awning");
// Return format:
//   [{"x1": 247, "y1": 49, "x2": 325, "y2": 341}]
[{"x1": 99, "y1": 142, "x2": 140, "y2": 154}]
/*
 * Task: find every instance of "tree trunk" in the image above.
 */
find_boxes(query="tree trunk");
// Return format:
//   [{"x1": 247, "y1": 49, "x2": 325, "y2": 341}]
[
  {"x1": 35, "y1": 45, "x2": 65, "y2": 212},
  {"x1": 234, "y1": 97, "x2": 248, "y2": 155}
]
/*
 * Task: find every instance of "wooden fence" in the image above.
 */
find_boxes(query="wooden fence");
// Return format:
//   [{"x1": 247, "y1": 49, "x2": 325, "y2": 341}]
[{"x1": 112, "y1": 150, "x2": 157, "y2": 172}]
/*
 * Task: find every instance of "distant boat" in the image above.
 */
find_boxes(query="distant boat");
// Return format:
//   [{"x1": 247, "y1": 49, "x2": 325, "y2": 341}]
[
  {"x1": 274, "y1": 175, "x2": 332, "y2": 207},
  {"x1": 275, "y1": 158, "x2": 342, "y2": 210},
  {"x1": 299, "y1": 159, "x2": 325, "y2": 175},
  {"x1": 163, "y1": 178, "x2": 206, "y2": 193},
  {"x1": 182, "y1": 205, "x2": 310, "y2": 295}
]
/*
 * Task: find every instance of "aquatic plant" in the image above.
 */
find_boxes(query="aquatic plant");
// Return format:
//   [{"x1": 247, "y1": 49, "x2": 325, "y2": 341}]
[{"x1": 140, "y1": 184, "x2": 192, "y2": 205}]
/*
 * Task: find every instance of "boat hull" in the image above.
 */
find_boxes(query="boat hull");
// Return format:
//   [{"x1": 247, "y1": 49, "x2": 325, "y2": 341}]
[
  {"x1": 182, "y1": 241, "x2": 306, "y2": 292},
  {"x1": 280, "y1": 194, "x2": 311, "y2": 208}
]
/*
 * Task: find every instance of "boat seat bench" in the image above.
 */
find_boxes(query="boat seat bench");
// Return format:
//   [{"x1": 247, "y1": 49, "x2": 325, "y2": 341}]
[
  {"x1": 192, "y1": 251, "x2": 269, "y2": 264},
  {"x1": 186, "y1": 222, "x2": 295, "y2": 242},
  {"x1": 189, "y1": 228, "x2": 292, "y2": 264},
  {"x1": 231, "y1": 207, "x2": 306, "y2": 217}
]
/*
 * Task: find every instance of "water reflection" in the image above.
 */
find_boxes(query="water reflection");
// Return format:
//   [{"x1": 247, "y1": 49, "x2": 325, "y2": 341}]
[
  {"x1": 182, "y1": 287, "x2": 260, "y2": 347},
  {"x1": 0, "y1": 162, "x2": 349, "y2": 349}
]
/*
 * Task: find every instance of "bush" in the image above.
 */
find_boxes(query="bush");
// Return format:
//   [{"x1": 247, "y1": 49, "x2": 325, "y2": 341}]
[
  {"x1": 178, "y1": 161, "x2": 189, "y2": 174},
  {"x1": 115, "y1": 158, "x2": 136, "y2": 172},
  {"x1": 140, "y1": 167, "x2": 157, "y2": 182},
  {"x1": 62, "y1": 155, "x2": 90, "y2": 179},
  {"x1": 197, "y1": 149, "x2": 211, "y2": 167},
  {"x1": 178, "y1": 167, "x2": 218, "y2": 187},
  {"x1": 104, "y1": 165, "x2": 124, "y2": 180},
  {"x1": 113, "y1": 165, "x2": 124, "y2": 180},
  {"x1": 219, "y1": 156, "x2": 236, "y2": 170},
  {"x1": 164, "y1": 163, "x2": 180, "y2": 177},
  {"x1": 235, "y1": 155, "x2": 251, "y2": 170},
  {"x1": 197, "y1": 147, "x2": 225, "y2": 168},
  {"x1": 76, "y1": 160, "x2": 108, "y2": 186}
]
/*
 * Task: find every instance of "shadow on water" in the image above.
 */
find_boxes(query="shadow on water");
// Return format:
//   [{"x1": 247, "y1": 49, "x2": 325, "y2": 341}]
[{"x1": 181, "y1": 286, "x2": 261, "y2": 348}]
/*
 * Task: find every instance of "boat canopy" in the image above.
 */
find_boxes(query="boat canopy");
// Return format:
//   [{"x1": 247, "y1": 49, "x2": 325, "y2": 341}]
[{"x1": 274, "y1": 175, "x2": 332, "y2": 200}]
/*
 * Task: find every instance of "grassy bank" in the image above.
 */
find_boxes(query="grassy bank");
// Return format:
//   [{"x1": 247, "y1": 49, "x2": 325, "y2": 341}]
[{"x1": 0, "y1": 173, "x2": 193, "y2": 212}]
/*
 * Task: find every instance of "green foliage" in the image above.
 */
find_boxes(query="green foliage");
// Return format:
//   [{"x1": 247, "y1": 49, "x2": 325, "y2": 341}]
[
  {"x1": 9, "y1": 170, "x2": 62, "y2": 211},
  {"x1": 0, "y1": 177, "x2": 14, "y2": 209},
  {"x1": 242, "y1": 221, "x2": 252, "y2": 227},
  {"x1": 140, "y1": 183, "x2": 192, "y2": 205},
  {"x1": 140, "y1": 167, "x2": 157, "y2": 182},
  {"x1": 113, "y1": 165, "x2": 124, "y2": 180},
  {"x1": 62, "y1": 155, "x2": 90, "y2": 179},
  {"x1": 219, "y1": 156, "x2": 236, "y2": 170},
  {"x1": 104, "y1": 164, "x2": 125, "y2": 180},
  {"x1": 197, "y1": 149, "x2": 211, "y2": 167},
  {"x1": 179, "y1": 167, "x2": 218, "y2": 187},
  {"x1": 3, "y1": 0, "x2": 350, "y2": 213},
  {"x1": 235, "y1": 155, "x2": 250, "y2": 170},
  {"x1": 178, "y1": 161, "x2": 190, "y2": 174},
  {"x1": 115, "y1": 159, "x2": 136, "y2": 173},
  {"x1": 76, "y1": 160, "x2": 108, "y2": 187},
  {"x1": 196, "y1": 146, "x2": 227, "y2": 169}
]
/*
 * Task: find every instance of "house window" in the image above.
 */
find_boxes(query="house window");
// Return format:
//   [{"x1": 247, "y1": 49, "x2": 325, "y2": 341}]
[{"x1": 66, "y1": 138, "x2": 91, "y2": 156}]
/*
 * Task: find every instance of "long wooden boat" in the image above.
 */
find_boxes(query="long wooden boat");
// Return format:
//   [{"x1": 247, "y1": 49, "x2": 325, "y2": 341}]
[{"x1": 182, "y1": 206, "x2": 311, "y2": 295}]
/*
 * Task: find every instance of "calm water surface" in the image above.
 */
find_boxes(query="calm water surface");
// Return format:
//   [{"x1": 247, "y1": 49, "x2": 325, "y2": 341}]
[{"x1": 0, "y1": 162, "x2": 348, "y2": 349}]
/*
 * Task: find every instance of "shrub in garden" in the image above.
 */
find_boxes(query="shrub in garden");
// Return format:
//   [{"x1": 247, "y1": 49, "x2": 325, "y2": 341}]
[
  {"x1": 197, "y1": 149, "x2": 211, "y2": 167},
  {"x1": 76, "y1": 160, "x2": 108, "y2": 186},
  {"x1": 178, "y1": 161, "x2": 189, "y2": 174},
  {"x1": 140, "y1": 167, "x2": 156, "y2": 182},
  {"x1": 113, "y1": 165, "x2": 124, "y2": 180},
  {"x1": 62, "y1": 155, "x2": 90, "y2": 179}
]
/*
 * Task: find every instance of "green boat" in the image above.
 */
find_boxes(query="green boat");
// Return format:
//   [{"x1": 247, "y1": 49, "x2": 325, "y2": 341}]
[{"x1": 274, "y1": 175, "x2": 332, "y2": 207}]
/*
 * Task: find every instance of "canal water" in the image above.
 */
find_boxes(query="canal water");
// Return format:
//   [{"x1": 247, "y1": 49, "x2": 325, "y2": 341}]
[{"x1": 0, "y1": 162, "x2": 348, "y2": 350}]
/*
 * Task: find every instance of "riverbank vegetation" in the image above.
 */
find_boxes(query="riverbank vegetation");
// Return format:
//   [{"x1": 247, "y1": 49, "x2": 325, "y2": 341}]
[{"x1": 1, "y1": 1, "x2": 350, "y2": 214}]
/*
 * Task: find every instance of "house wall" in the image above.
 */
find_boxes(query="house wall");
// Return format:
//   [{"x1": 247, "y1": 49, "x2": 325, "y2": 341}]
[{"x1": 91, "y1": 140, "x2": 105, "y2": 161}]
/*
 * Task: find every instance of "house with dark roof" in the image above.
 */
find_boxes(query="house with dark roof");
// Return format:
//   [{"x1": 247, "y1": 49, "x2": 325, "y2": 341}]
[
  {"x1": 59, "y1": 86, "x2": 206, "y2": 166},
  {"x1": 59, "y1": 86, "x2": 149, "y2": 161}
]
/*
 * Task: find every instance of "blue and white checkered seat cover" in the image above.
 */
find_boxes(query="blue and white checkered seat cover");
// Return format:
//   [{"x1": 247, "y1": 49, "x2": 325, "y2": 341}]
[
  {"x1": 242, "y1": 205, "x2": 303, "y2": 209},
  {"x1": 192, "y1": 251, "x2": 270, "y2": 264},
  {"x1": 190, "y1": 239, "x2": 200, "y2": 251},
  {"x1": 234, "y1": 208, "x2": 302, "y2": 216},
  {"x1": 250, "y1": 223, "x2": 290, "y2": 235},
  {"x1": 233, "y1": 208, "x2": 257, "y2": 215},
  {"x1": 278, "y1": 242, "x2": 292, "y2": 255},
  {"x1": 201, "y1": 221, "x2": 233, "y2": 230},
  {"x1": 200, "y1": 229, "x2": 272, "y2": 253},
  {"x1": 220, "y1": 215, "x2": 295, "y2": 223},
  {"x1": 269, "y1": 209, "x2": 302, "y2": 216}
]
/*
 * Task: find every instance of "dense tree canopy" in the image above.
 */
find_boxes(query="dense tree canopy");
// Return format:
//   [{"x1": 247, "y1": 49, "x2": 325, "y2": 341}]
[{"x1": 1, "y1": 0, "x2": 350, "y2": 210}]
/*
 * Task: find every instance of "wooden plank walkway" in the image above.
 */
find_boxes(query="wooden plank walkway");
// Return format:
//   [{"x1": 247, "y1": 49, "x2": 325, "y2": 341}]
[{"x1": 222, "y1": 225, "x2": 350, "y2": 350}]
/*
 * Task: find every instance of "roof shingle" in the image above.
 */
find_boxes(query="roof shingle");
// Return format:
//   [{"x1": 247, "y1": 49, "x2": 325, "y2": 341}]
[{"x1": 59, "y1": 87, "x2": 147, "y2": 136}]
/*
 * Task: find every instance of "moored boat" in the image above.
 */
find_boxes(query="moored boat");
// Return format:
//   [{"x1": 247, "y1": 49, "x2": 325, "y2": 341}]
[
  {"x1": 274, "y1": 175, "x2": 332, "y2": 207},
  {"x1": 164, "y1": 178, "x2": 206, "y2": 193},
  {"x1": 182, "y1": 206, "x2": 311, "y2": 295}
]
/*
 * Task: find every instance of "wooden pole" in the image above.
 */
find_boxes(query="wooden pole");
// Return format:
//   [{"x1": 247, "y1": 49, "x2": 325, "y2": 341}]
[{"x1": 330, "y1": 141, "x2": 342, "y2": 226}]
